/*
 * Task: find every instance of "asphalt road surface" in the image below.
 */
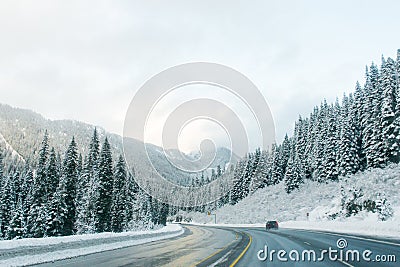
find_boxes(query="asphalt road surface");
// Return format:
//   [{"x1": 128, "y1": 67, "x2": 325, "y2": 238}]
[{"x1": 35, "y1": 225, "x2": 399, "y2": 267}]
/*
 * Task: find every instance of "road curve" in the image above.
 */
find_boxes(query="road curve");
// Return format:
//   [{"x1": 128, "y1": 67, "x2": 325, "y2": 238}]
[
  {"x1": 236, "y1": 228, "x2": 399, "y2": 267},
  {"x1": 34, "y1": 225, "x2": 399, "y2": 267},
  {"x1": 34, "y1": 225, "x2": 249, "y2": 267}
]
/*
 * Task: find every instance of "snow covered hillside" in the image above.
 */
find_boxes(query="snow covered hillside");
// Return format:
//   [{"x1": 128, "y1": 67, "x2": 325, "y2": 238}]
[
  {"x1": 0, "y1": 103, "x2": 236, "y2": 185},
  {"x1": 0, "y1": 132, "x2": 25, "y2": 164},
  {"x1": 187, "y1": 164, "x2": 400, "y2": 236}
]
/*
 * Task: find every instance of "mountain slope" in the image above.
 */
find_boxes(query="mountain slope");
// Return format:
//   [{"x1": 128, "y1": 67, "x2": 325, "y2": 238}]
[
  {"x1": 0, "y1": 103, "x2": 237, "y2": 185},
  {"x1": 188, "y1": 164, "x2": 400, "y2": 223}
]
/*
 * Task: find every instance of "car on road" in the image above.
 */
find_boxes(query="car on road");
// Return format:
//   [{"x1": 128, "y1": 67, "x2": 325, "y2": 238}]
[{"x1": 266, "y1": 220, "x2": 279, "y2": 230}]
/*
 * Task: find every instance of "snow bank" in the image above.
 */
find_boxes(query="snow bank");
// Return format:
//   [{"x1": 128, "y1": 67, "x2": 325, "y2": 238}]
[
  {"x1": 281, "y1": 218, "x2": 400, "y2": 238},
  {"x1": 186, "y1": 219, "x2": 400, "y2": 238},
  {"x1": 0, "y1": 224, "x2": 184, "y2": 267},
  {"x1": 187, "y1": 164, "x2": 400, "y2": 238}
]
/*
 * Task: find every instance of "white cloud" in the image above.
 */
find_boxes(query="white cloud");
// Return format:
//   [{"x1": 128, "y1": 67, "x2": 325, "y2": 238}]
[{"x1": 1, "y1": 0, "x2": 399, "y2": 149}]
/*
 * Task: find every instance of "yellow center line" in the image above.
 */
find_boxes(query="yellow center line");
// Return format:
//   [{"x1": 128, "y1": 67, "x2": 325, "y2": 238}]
[
  {"x1": 229, "y1": 232, "x2": 252, "y2": 267},
  {"x1": 191, "y1": 236, "x2": 237, "y2": 267}
]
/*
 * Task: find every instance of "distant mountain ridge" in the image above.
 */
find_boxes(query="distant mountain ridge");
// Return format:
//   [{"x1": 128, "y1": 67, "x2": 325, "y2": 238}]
[{"x1": 0, "y1": 103, "x2": 238, "y2": 184}]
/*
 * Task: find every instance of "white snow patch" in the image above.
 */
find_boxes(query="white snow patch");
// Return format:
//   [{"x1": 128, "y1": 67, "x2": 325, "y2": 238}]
[
  {"x1": 186, "y1": 164, "x2": 400, "y2": 238},
  {"x1": 281, "y1": 217, "x2": 400, "y2": 238},
  {"x1": 0, "y1": 132, "x2": 25, "y2": 163},
  {"x1": 0, "y1": 224, "x2": 184, "y2": 266}
]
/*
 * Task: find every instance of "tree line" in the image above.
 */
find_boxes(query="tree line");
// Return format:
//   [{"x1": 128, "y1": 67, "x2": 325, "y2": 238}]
[
  {"x1": 229, "y1": 49, "x2": 400, "y2": 203},
  {"x1": 0, "y1": 129, "x2": 168, "y2": 240}
]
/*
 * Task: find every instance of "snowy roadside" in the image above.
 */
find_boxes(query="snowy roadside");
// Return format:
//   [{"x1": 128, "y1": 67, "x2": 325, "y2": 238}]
[
  {"x1": 0, "y1": 224, "x2": 184, "y2": 267},
  {"x1": 186, "y1": 219, "x2": 400, "y2": 239},
  {"x1": 280, "y1": 218, "x2": 400, "y2": 239},
  {"x1": 183, "y1": 164, "x2": 400, "y2": 240}
]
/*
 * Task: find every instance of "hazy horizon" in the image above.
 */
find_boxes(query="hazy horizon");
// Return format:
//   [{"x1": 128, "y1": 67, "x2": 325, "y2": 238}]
[{"x1": 1, "y1": 1, "x2": 400, "y2": 151}]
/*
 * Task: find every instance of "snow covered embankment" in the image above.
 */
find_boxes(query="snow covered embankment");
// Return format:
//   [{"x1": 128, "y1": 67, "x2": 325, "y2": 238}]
[
  {"x1": 187, "y1": 164, "x2": 400, "y2": 238},
  {"x1": 0, "y1": 224, "x2": 184, "y2": 267},
  {"x1": 281, "y1": 218, "x2": 400, "y2": 239}
]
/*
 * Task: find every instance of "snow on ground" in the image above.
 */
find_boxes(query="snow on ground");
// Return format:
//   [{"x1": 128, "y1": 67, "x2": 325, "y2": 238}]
[
  {"x1": 187, "y1": 164, "x2": 400, "y2": 238},
  {"x1": 0, "y1": 132, "x2": 25, "y2": 163},
  {"x1": 281, "y1": 215, "x2": 400, "y2": 238},
  {"x1": 0, "y1": 224, "x2": 183, "y2": 267}
]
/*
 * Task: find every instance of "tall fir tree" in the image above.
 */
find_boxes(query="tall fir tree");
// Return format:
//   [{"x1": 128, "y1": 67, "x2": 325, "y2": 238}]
[
  {"x1": 369, "y1": 63, "x2": 386, "y2": 168},
  {"x1": 47, "y1": 147, "x2": 60, "y2": 201},
  {"x1": 313, "y1": 103, "x2": 328, "y2": 181},
  {"x1": 96, "y1": 137, "x2": 114, "y2": 232},
  {"x1": 230, "y1": 159, "x2": 246, "y2": 205},
  {"x1": 76, "y1": 129, "x2": 100, "y2": 233},
  {"x1": 47, "y1": 181, "x2": 68, "y2": 237},
  {"x1": 20, "y1": 164, "x2": 33, "y2": 237},
  {"x1": 338, "y1": 95, "x2": 360, "y2": 176},
  {"x1": 123, "y1": 168, "x2": 140, "y2": 229},
  {"x1": 111, "y1": 155, "x2": 127, "y2": 232},
  {"x1": 6, "y1": 197, "x2": 24, "y2": 239},
  {"x1": 284, "y1": 151, "x2": 303, "y2": 193},
  {"x1": 0, "y1": 151, "x2": 3, "y2": 184},
  {"x1": 393, "y1": 56, "x2": 400, "y2": 163},
  {"x1": 354, "y1": 82, "x2": 366, "y2": 169},
  {"x1": 0, "y1": 175, "x2": 13, "y2": 237},
  {"x1": 27, "y1": 131, "x2": 50, "y2": 238},
  {"x1": 380, "y1": 57, "x2": 399, "y2": 163},
  {"x1": 61, "y1": 137, "x2": 79, "y2": 235},
  {"x1": 323, "y1": 105, "x2": 339, "y2": 180}
]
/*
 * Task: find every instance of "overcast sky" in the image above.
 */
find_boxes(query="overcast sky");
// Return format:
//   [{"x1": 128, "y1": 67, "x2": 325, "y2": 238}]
[{"x1": 1, "y1": 0, "x2": 400, "y2": 152}]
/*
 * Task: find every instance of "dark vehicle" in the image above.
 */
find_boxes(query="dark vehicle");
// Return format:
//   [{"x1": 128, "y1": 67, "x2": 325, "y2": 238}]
[{"x1": 266, "y1": 221, "x2": 279, "y2": 230}]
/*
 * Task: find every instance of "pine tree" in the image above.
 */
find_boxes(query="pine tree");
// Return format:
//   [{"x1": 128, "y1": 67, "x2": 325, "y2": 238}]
[
  {"x1": 380, "y1": 57, "x2": 399, "y2": 164},
  {"x1": 323, "y1": 105, "x2": 339, "y2": 180},
  {"x1": 230, "y1": 159, "x2": 246, "y2": 204},
  {"x1": 305, "y1": 108, "x2": 318, "y2": 179},
  {"x1": 6, "y1": 198, "x2": 24, "y2": 239},
  {"x1": 284, "y1": 153, "x2": 303, "y2": 193},
  {"x1": 76, "y1": 129, "x2": 100, "y2": 233},
  {"x1": 279, "y1": 135, "x2": 291, "y2": 177},
  {"x1": 397, "y1": 49, "x2": 400, "y2": 74},
  {"x1": 96, "y1": 137, "x2": 113, "y2": 232},
  {"x1": 241, "y1": 154, "x2": 253, "y2": 199},
  {"x1": 294, "y1": 117, "x2": 309, "y2": 179},
  {"x1": 0, "y1": 152, "x2": 3, "y2": 184},
  {"x1": 375, "y1": 194, "x2": 393, "y2": 221},
  {"x1": 249, "y1": 148, "x2": 263, "y2": 193},
  {"x1": 123, "y1": 168, "x2": 140, "y2": 229},
  {"x1": 157, "y1": 201, "x2": 169, "y2": 226},
  {"x1": 338, "y1": 95, "x2": 360, "y2": 176},
  {"x1": 313, "y1": 101, "x2": 329, "y2": 181},
  {"x1": 60, "y1": 137, "x2": 79, "y2": 235},
  {"x1": 75, "y1": 156, "x2": 89, "y2": 233},
  {"x1": 393, "y1": 84, "x2": 400, "y2": 163},
  {"x1": 47, "y1": 147, "x2": 60, "y2": 201},
  {"x1": 111, "y1": 155, "x2": 127, "y2": 232},
  {"x1": 0, "y1": 175, "x2": 13, "y2": 237},
  {"x1": 35, "y1": 131, "x2": 50, "y2": 202},
  {"x1": 368, "y1": 63, "x2": 386, "y2": 168},
  {"x1": 46, "y1": 182, "x2": 68, "y2": 237},
  {"x1": 20, "y1": 164, "x2": 33, "y2": 237},
  {"x1": 354, "y1": 81, "x2": 366, "y2": 169},
  {"x1": 26, "y1": 131, "x2": 50, "y2": 238},
  {"x1": 256, "y1": 150, "x2": 270, "y2": 189}
]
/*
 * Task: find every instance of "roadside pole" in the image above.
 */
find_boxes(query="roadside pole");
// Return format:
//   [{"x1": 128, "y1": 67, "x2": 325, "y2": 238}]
[{"x1": 207, "y1": 211, "x2": 217, "y2": 224}]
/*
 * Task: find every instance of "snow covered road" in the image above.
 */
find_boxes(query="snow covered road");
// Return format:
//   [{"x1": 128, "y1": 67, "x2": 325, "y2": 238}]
[
  {"x1": 0, "y1": 224, "x2": 184, "y2": 266},
  {"x1": 33, "y1": 225, "x2": 400, "y2": 267},
  {"x1": 2, "y1": 224, "x2": 398, "y2": 266}
]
